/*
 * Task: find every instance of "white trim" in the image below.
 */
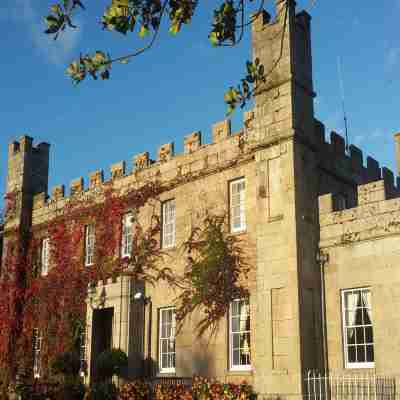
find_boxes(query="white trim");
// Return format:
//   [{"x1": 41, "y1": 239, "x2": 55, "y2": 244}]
[
  {"x1": 230, "y1": 178, "x2": 246, "y2": 233},
  {"x1": 229, "y1": 298, "x2": 251, "y2": 371},
  {"x1": 341, "y1": 287, "x2": 375, "y2": 369},
  {"x1": 159, "y1": 306, "x2": 176, "y2": 374}
]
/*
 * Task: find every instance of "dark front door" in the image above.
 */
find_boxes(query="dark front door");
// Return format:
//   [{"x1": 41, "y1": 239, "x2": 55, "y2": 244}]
[{"x1": 91, "y1": 307, "x2": 114, "y2": 382}]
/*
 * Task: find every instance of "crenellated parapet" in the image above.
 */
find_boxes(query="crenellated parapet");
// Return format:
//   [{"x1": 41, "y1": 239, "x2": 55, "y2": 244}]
[
  {"x1": 89, "y1": 170, "x2": 104, "y2": 189},
  {"x1": 319, "y1": 179, "x2": 400, "y2": 248},
  {"x1": 29, "y1": 117, "x2": 250, "y2": 225},
  {"x1": 110, "y1": 161, "x2": 126, "y2": 179},
  {"x1": 184, "y1": 131, "x2": 202, "y2": 154},
  {"x1": 314, "y1": 119, "x2": 396, "y2": 186}
]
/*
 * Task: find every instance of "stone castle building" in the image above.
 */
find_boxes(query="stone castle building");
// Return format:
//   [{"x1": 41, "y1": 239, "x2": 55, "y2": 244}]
[{"x1": 2, "y1": 0, "x2": 400, "y2": 397}]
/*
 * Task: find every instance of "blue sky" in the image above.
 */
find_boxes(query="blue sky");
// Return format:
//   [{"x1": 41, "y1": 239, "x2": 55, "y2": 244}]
[{"x1": 1, "y1": 0, "x2": 399, "y2": 209}]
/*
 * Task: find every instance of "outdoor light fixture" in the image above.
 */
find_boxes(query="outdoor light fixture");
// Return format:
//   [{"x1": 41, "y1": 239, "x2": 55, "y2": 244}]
[
  {"x1": 134, "y1": 292, "x2": 143, "y2": 300},
  {"x1": 133, "y1": 291, "x2": 151, "y2": 304}
]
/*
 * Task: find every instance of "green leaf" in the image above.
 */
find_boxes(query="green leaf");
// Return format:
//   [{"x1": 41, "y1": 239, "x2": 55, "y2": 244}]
[
  {"x1": 169, "y1": 22, "x2": 181, "y2": 35},
  {"x1": 209, "y1": 31, "x2": 219, "y2": 46},
  {"x1": 51, "y1": 4, "x2": 62, "y2": 15},
  {"x1": 139, "y1": 24, "x2": 149, "y2": 38}
]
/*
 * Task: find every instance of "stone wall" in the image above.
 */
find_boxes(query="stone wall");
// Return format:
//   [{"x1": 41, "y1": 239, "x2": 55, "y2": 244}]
[{"x1": 319, "y1": 180, "x2": 400, "y2": 374}]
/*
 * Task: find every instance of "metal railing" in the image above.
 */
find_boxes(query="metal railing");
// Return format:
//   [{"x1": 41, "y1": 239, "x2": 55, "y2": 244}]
[{"x1": 306, "y1": 371, "x2": 396, "y2": 400}]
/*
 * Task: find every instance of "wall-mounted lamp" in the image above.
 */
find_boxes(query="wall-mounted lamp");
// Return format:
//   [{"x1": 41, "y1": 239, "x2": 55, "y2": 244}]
[{"x1": 133, "y1": 291, "x2": 151, "y2": 305}]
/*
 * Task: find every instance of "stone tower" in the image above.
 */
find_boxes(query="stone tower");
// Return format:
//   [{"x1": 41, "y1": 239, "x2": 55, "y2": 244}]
[
  {"x1": 2, "y1": 136, "x2": 50, "y2": 267},
  {"x1": 249, "y1": 0, "x2": 323, "y2": 396}
]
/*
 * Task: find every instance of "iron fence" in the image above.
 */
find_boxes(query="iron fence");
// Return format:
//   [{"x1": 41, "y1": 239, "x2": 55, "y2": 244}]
[{"x1": 306, "y1": 371, "x2": 396, "y2": 400}]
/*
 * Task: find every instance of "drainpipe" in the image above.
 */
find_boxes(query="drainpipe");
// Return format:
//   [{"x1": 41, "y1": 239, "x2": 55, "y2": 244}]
[
  {"x1": 119, "y1": 275, "x2": 123, "y2": 350},
  {"x1": 147, "y1": 299, "x2": 152, "y2": 378},
  {"x1": 317, "y1": 250, "x2": 329, "y2": 372}
]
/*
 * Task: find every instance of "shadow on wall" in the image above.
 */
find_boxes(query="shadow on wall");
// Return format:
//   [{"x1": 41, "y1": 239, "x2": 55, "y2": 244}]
[{"x1": 176, "y1": 338, "x2": 216, "y2": 378}]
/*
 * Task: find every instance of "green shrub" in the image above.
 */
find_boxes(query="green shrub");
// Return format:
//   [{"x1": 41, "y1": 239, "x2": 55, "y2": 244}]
[
  {"x1": 52, "y1": 351, "x2": 81, "y2": 377},
  {"x1": 96, "y1": 349, "x2": 128, "y2": 380}
]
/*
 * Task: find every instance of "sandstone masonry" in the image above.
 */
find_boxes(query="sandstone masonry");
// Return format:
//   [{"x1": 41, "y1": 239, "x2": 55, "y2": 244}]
[{"x1": 2, "y1": 0, "x2": 400, "y2": 398}]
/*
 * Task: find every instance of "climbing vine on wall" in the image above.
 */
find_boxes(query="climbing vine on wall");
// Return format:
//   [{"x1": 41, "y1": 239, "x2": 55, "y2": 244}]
[
  {"x1": 0, "y1": 180, "x2": 252, "y2": 385},
  {"x1": 175, "y1": 214, "x2": 251, "y2": 336},
  {"x1": 0, "y1": 180, "x2": 175, "y2": 383}
]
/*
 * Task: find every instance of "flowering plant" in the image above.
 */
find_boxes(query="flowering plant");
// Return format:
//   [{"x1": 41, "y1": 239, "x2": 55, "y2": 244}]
[
  {"x1": 192, "y1": 376, "x2": 256, "y2": 400},
  {"x1": 118, "y1": 380, "x2": 151, "y2": 400},
  {"x1": 155, "y1": 383, "x2": 192, "y2": 400}
]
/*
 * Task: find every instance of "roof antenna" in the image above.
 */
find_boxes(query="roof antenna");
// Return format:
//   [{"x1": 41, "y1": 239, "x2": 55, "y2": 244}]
[{"x1": 338, "y1": 56, "x2": 350, "y2": 152}]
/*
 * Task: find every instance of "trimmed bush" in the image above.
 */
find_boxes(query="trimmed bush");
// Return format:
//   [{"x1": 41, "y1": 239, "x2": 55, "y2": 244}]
[{"x1": 96, "y1": 349, "x2": 128, "y2": 380}]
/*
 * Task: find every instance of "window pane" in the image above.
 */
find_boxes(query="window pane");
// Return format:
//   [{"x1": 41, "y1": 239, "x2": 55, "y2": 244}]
[
  {"x1": 232, "y1": 349, "x2": 240, "y2": 366},
  {"x1": 362, "y1": 308, "x2": 372, "y2": 325},
  {"x1": 231, "y1": 316, "x2": 240, "y2": 332},
  {"x1": 232, "y1": 301, "x2": 239, "y2": 315},
  {"x1": 161, "y1": 354, "x2": 168, "y2": 369},
  {"x1": 169, "y1": 353, "x2": 175, "y2": 368},
  {"x1": 354, "y1": 308, "x2": 363, "y2": 325},
  {"x1": 366, "y1": 345, "x2": 374, "y2": 362},
  {"x1": 347, "y1": 328, "x2": 356, "y2": 345},
  {"x1": 357, "y1": 345, "x2": 366, "y2": 362},
  {"x1": 232, "y1": 333, "x2": 240, "y2": 349},
  {"x1": 240, "y1": 332, "x2": 251, "y2": 348},
  {"x1": 355, "y1": 327, "x2": 364, "y2": 344},
  {"x1": 348, "y1": 346, "x2": 356, "y2": 363},
  {"x1": 365, "y1": 326, "x2": 373, "y2": 344}
]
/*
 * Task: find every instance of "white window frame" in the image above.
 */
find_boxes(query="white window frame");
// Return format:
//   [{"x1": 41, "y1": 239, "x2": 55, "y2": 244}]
[
  {"x1": 159, "y1": 307, "x2": 176, "y2": 374},
  {"x1": 41, "y1": 238, "x2": 50, "y2": 276},
  {"x1": 121, "y1": 213, "x2": 133, "y2": 257},
  {"x1": 162, "y1": 199, "x2": 176, "y2": 249},
  {"x1": 341, "y1": 287, "x2": 375, "y2": 369},
  {"x1": 230, "y1": 178, "x2": 246, "y2": 233},
  {"x1": 85, "y1": 224, "x2": 95, "y2": 266},
  {"x1": 33, "y1": 328, "x2": 42, "y2": 379},
  {"x1": 229, "y1": 298, "x2": 251, "y2": 371}
]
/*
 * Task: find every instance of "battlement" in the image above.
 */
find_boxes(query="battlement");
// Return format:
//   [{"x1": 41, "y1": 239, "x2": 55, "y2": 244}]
[
  {"x1": 319, "y1": 179, "x2": 400, "y2": 247},
  {"x1": 313, "y1": 119, "x2": 395, "y2": 186},
  {"x1": 29, "y1": 117, "x2": 248, "y2": 220},
  {"x1": 7, "y1": 135, "x2": 50, "y2": 197},
  {"x1": 8, "y1": 136, "x2": 50, "y2": 159}
]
